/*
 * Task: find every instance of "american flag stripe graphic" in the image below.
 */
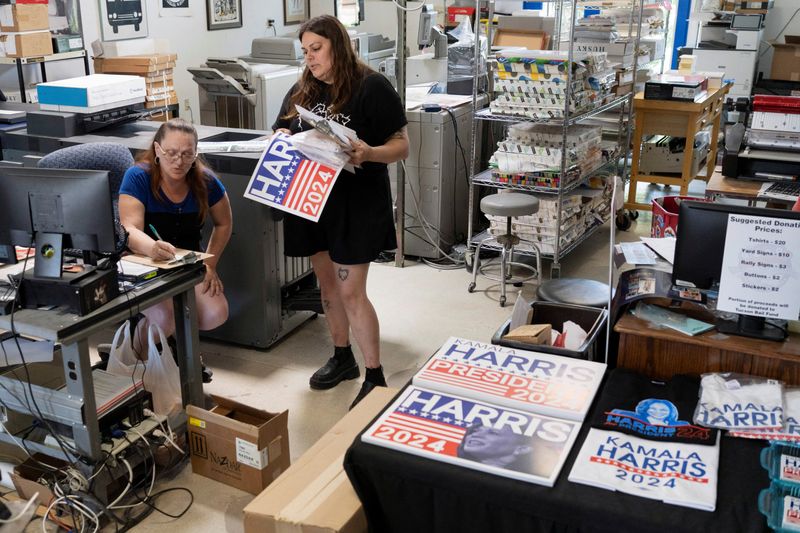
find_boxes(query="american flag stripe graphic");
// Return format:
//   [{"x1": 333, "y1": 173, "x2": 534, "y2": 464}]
[
  {"x1": 419, "y1": 369, "x2": 508, "y2": 394},
  {"x1": 387, "y1": 413, "x2": 465, "y2": 441},
  {"x1": 292, "y1": 161, "x2": 321, "y2": 210},
  {"x1": 282, "y1": 159, "x2": 309, "y2": 208},
  {"x1": 284, "y1": 160, "x2": 319, "y2": 209},
  {"x1": 380, "y1": 415, "x2": 466, "y2": 444}
]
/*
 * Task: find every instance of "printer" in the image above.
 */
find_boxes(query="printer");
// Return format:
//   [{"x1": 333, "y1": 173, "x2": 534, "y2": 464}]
[
  {"x1": 245, "y1": 36, "x2": 304, "y2": 65},
  {"x1": 188, "y1": 36, "x2": 304, "y2": 130},
  {"x1": 682, "y1": 13, "x2": 764, "y2": 99},
  {"x1": 722, "y1": 95, "x2": 800, "y2": 180},
  {"x1": 189, "y1": 33, "x2": 394, "y2": 130},
  {"x1": 350, "y1": 32, "x2": 396, "y2": 71}
]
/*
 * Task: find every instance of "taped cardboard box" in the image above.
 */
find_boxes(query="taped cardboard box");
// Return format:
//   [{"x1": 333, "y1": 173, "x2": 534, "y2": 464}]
[
  {"x1": 91, "y1": 38, "x2": 171, "y2": 58},
  {"x1": 0, "y1": 3, "x2": 49, "y2": 32},
  {"x1": 0, "y1": 31, "x2": 53, "y2": 58},
  {"x1": 144, "y1": 92, "x2": 178, "y2": 108},
  {"x1": 93, "y1": 54, "x2": 178, "y2": 74},
  {"x1": 243, "y1": 387, "x2": 399, "y2": 533},
  {"x1": 771, "y1": 36, "x2": 800, "y2": 82},
  {"x1": 187, "y1": 396, "x2": 289, "y2": 495}
]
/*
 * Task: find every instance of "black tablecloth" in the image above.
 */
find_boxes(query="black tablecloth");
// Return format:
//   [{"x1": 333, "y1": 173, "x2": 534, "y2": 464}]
[{"x1": 344, "y1": 385, "x2": 770, "y2": 533}]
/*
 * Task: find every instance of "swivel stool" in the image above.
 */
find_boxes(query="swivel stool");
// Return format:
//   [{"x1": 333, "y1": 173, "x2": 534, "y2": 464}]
[{"x1": 468, "y1": 192, "x2": 542, "y2": 307}]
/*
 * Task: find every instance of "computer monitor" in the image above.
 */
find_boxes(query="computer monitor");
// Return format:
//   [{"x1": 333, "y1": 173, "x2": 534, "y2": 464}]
[
  {"x1": 418, "y1": 5, "x2": 437, "y2": 49},
  {"x1": 672, "y1": 200, "x2": 800, "y2": 341},
  {"x1": 0, "y1": 167, "x2": 116, "y2": 279}
]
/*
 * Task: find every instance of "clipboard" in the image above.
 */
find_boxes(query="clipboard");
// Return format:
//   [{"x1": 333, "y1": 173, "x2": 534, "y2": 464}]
[
  {"x1": 295, "y1": 104, "x2": 358, "y2": 150},
  {"x1": 123, "y1": 249, "x2": 214, "y2": 270}
]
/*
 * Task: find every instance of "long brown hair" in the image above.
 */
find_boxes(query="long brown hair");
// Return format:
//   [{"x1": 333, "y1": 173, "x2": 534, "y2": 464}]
[
  {"x1": 286, "y1": 15, "x2": 372, "y2": 119},
  {"x1": 136, "y1": 118, "x2": 211, "y2": 221}
]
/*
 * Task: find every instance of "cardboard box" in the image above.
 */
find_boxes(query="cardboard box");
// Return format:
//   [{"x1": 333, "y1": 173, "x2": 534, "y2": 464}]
[
  {"x1": 0, "y1": 31, "x2": 53, "y2": 58},
  {"x1": 91, "y1": 38, "x2": 171, "y2": 58},
  {"x1": 505, "y1": 324, "x2": 552, "y2": 345},
  {"x1": 147, "y1": 109, "x2": 177, "y2": 122},
  {"x1": 0, "y1": 3, "x2": 49, "y2": 32},
  {"x1": 243, "y1": 387, "x2": 399, "y2": 533},
  {"x1": 187, "y1": 395, "x2": 289, "y2": 495},
  {"x1": 144, "y1": 93, "x2": 178, "y2": 108},
  {"x1": 93, "y1": 54, "x2": 178, "y2": 74},
  {"x1": 771, "y1": 36, "x2": 800, "y2": 82},
  {"x1": 559, "y1": 39, "x2": 634, "y2": 59},
  {"x1": 37, "y1": 74, "x2": 146, "y2": 113},
  {"x1": 12, "y1": 454, "x2": 68, "y2": 508},
  {"x1": 493, "y1": 15, "x2": 554, "y2": 50}
]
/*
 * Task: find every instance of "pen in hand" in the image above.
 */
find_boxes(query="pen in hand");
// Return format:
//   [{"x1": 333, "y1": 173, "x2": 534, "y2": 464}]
[{"x1": 147, "y1": 224, "x2": 177, "y2": 261}]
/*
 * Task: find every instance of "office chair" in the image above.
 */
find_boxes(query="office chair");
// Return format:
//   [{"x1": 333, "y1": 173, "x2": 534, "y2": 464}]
[{"x1": 37, "y1": 142, "x2": 134, "y2": 249}]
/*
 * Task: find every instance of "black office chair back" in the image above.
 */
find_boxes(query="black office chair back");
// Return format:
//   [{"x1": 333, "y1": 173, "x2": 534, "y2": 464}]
[{"x1": 37, "y1": 142, "x2": 135, "y2": 252}]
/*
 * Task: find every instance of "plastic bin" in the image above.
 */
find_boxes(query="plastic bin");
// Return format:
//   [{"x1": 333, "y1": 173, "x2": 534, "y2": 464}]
[
  {"x1": 491, "y1": 301, "x2": 607, "y2": 362},
  {"x1": 650, "y1": 195, "x2": 709, "y2": 238}
]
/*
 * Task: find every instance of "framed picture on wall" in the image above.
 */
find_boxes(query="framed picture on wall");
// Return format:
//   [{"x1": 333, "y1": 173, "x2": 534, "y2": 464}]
[
  {"x1": 206, "y1": 0, "x2": 243, "y2": 30},
  {"x1": 284, "y1": 0, "x2": 309, "y2": 25},
  {"x1": 98, "y1": 0, "x2": 149, "y2": 41}
]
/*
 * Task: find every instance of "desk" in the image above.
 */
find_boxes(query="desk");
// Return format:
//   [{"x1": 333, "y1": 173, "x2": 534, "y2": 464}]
[
  {"x1": 0, "y1": 121, "x2": 316, "y2": 348},
  {"x1": 626, "y1": 84, "x2": 730, "y2": 212},
  {"x1": 0, "y1": 263, "x2": 205, "y2": 463},
  {"x1": 615, "y1": 313, "x2": 800, "y2": 384},
  {"x1": 705, "y1": 168, "x2": 796, "y2": 207},
  {"x1": 344, "y1": 383, "x2": 769, "y2": 533}
]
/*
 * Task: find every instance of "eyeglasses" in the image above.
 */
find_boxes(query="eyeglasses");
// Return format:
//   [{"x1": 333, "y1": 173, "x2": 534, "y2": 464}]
[{"x1": 156, "y1": 143, "x2": 197, "y2": 163}]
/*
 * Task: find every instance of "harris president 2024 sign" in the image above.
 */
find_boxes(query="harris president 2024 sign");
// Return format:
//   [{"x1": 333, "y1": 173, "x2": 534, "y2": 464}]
[{"x1": 244, "y1": 132, "x2": 341, "y2": 222}]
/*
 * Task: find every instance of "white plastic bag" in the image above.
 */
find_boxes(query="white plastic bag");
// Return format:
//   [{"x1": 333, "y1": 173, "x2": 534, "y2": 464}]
[
  {"x1": 106, "y1": 319, "x2": 145, "y2": 381},
  {"x1": 143, "y1": 324, "x2": 182, "y2": 416}
]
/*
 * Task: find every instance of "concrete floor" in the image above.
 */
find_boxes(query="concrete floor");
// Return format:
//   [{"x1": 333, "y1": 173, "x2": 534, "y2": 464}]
[{"x1": 49, "y1": 180, "x2": 709, "y2": 532}]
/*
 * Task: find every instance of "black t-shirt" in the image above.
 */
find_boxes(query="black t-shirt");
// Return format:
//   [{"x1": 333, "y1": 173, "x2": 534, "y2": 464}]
[
  {"x1": 272, "y1": 71, "x2": 407, "y2": 264},
  {"x1": 591, "y1": 368, "x2": 718, "y2": 446},
  {"x1": 273, "y1": 71, "x2": 407, "y2": 180}
]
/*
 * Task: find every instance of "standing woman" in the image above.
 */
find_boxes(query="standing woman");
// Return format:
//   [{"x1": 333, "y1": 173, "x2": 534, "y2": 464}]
[
  {"x1": 119, "y1": 118, "x2": 232, "y2": 346},
  {"x1": 273, "y1": 15, "x2": 409, "y2": 408}
]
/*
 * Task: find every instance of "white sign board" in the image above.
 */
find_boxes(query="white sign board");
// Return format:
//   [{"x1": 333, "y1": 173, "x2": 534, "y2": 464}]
[{"x1": 717, "y1": 214, "x2": 800, "y2": 320}]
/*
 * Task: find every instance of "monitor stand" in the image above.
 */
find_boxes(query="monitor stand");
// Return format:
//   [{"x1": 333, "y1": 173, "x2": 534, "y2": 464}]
[{"x1": 716, "y1": 313, "x2": 788, "y2": 342}]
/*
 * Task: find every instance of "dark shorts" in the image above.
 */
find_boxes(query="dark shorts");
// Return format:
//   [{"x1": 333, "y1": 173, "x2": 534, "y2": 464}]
[{"x1": 283, "y1": 171, "x2": 397, "y2": 265}]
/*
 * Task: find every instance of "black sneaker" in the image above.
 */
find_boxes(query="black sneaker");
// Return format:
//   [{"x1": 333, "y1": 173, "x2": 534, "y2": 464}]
[
  {"x1": 350, "y1": 380, "x2": 386, "y2": 410},
  {"x1": 309, "y1": 356, "x2": 360, "y2": 390}
]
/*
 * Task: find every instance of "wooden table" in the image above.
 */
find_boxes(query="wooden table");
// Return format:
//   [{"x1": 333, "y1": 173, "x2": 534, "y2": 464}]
[
  {"x1": 615, "y1": 312, "x2": 800, "y2": 384},
  {"x1": 626, "y1": 84, "x2": 731, "y2": 212},
  {"x1": 706, "y1": 167, "x2": 797, "y2": 207}
]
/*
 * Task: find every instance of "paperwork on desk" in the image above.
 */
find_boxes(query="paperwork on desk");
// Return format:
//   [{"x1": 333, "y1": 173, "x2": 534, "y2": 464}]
[
  {"x1": 405, "y1": 83, "x2": 473, "y2": 110},
  {"x1": 0, "y1": 336, "x2": 54, "y2": 366},
  {"x1": 123, "y1": 249, "x2": 212, "y2": 270},
  {"x1": 640, "y1": 237, "x2": 676, "y2": 265},
  {"x1": 619, "y1": 242, "x2": 657, "y2": 265},
  {"x1": 117, "y1": 259, "x2": 158, "y2": 281}
]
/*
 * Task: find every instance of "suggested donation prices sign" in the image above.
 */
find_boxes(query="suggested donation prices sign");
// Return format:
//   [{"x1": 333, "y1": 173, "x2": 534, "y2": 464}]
[{"x1": 243, "y1": 132, "x2": 342, "y2": 222}]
